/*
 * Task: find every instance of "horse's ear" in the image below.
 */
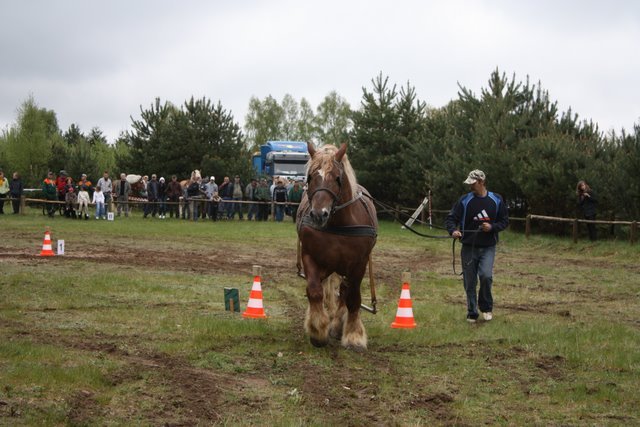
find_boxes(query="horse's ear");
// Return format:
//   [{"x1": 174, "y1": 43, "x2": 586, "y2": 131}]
[
  {"x1": 335, "y1": 143, "x2": 347, "y2": 162},
  {"x1": 307, "y1": 141, "x2": 316, "y2": 157}
]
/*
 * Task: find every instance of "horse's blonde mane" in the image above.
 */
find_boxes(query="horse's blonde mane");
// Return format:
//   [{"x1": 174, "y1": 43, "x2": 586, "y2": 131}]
[{"x1": 306, "y1": 144, "x2": 358, "y2": 199}]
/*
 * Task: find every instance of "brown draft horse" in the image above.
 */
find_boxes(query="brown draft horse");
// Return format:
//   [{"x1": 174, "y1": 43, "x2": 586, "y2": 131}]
[{"x1": 296, "y1": 142, "x2": 378, "y2": 351}]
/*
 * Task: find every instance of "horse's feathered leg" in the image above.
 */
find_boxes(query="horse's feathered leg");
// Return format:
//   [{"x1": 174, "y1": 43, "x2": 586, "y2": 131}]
[
  {"x1": 327, "y1": 274, "x2": 345, "y2": 340},
  {"x1": 303, "y1": 260, "x2": 330, "y2": 347},
  {"x1": 341, "y1": 271, "x2": 368, "y2": 351}
]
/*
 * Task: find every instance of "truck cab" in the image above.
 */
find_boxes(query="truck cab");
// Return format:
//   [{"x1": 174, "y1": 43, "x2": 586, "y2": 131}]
[{"x1": 253, "y1": 141, "x2": 310, "y2": 182}]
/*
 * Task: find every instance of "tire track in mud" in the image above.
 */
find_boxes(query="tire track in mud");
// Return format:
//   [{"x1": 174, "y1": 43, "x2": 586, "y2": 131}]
[{"x1": 1, "y1": 325, "x2": 265, "y2": 425}]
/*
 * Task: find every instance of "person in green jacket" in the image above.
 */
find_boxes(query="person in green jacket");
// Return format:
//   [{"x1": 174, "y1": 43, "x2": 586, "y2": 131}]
[
  {"x1": 254, "y1": 178, "x2": 271, "y2": 221},
  {"x1": 42, "y1": 171, "x2": 58, "y2": 217},
  {"x1": 288, "y1": 180, "x2": 304, "y2": 220}
]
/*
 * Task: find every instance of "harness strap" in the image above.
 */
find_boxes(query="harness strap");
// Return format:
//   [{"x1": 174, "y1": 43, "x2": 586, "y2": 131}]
[
  {"x1": 332, "y1": 191, "x2": 363, "y2": 212},
  {"x1": 300, "y1": 216, "x2": 377, "y2": 237}
]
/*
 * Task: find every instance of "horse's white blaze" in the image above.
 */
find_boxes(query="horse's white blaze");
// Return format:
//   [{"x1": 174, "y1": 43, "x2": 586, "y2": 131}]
[{"x1": 317, "y1": 169, "x2": 325, "y2": 179}]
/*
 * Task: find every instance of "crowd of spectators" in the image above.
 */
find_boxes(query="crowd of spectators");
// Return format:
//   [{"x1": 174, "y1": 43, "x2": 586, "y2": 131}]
[{"x1": 18, "y1": 169, "x2": 304, "y2": 222}]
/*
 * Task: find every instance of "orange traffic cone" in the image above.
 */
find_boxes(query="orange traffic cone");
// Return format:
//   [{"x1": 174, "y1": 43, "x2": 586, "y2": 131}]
[
  {"x1": 243, "y1": 265, "x2": 267, "y2": 319},
  {"x1": 391, "y1": 272, "x2": 416, "y2": 329},
  {"x1": 40, "y1": 229, "x2": 55, "y2": 257}
]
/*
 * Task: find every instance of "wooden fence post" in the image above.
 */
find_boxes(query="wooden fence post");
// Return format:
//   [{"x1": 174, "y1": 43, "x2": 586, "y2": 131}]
[
  {"x1": 631, "y1": 221, "x2": 638, "y2": 245},
  {"x1": 525, "y1": 214, "x2": 531, "y2": 239},
  {"x1": 572, "y1": 219, "x2": 579, "y2": 243},
  {"x1": 20, "y1": 195, "x2": 26, "y2": 214}
]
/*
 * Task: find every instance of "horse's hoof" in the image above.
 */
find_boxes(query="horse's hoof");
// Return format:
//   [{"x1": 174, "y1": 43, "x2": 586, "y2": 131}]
[
  {"x1": 310, "y1": 337, "x2": 328, "y2": 347},
  {"x1": 344, "y1": 343, "x2": 367, "y2": 353}
]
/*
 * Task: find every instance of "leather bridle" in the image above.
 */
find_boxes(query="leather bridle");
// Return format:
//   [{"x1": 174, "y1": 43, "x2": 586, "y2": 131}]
[{"x1": 307, "y1": 160, "x2": 345, "y2": 215}]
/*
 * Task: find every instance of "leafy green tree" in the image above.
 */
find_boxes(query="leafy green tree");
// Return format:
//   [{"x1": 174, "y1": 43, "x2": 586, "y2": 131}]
[
  {"x1": 87, "y1": 127, "x2": 108, "y2": 146},
  {"x1": 513, "y1": 134, "x2": 585, "y2": 216},
  {"x1": 49, "y1": 135, "x2": 69, "y2": 178},
  {"x1": 4, "y1": 96, "x2": 60, "y2": 186},
  {"x1": 393, "y1": 83, "x2": 428, "y2": 202},
  {"x1": 63, "y1": 123, "x2": 84, "y2": 146},
  {"x1": 281, "y1": 94, "x2": 300, "y2": 140},
  {"x1": 350, "y1": 73, "x2": 402, "y2": 204},
  {"x1": 438, "y1": 69, "x2": 599, "y2": 218},
  {"x1": 407, "y1": 101, "x2": 472, "y2": 209},
  {"x1": 182, "y1": 96, "x2": 251, "y2": 180},
  {"x1": 67, "y1": 138, "x2": 99, "y2": 180},
  {"x1": 456, "y1": 70, "x2": 546, "y2": 201},
  {"x1": 314, "y1": 91, "x2": 352, "y2": 147},
  {"x1": 604, "y1": 126, "x2": 640, "y2": 220},
  {"x1": 0, "y1": 128, "x2": 12, "y2": 171},
  {"x1": 128, "y1": 97, "x2": 176, "y2": 174},
  {"x1": 297, "y1": 98, "x2": 316, "y2": 141},
  {"x1": 244, "y1": 95, "x2": 284, "y2": 151},
  {"x1": 127, "y1": 96, "x2": 250, "y2": 181},
  {"x1": 113, "y1": 132, "x2": 133, "y2": 174}
]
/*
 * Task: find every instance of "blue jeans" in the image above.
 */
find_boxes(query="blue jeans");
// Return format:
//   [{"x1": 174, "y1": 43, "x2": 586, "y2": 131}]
[
  {"x1": 189, "y1": 199, "x2": 199, "y2": 221},
  {"x1": 275, "y1": 204, "x2": 285, "y2": 222},
  {"x1": 222, "y1": 197, "x2": 232, "y2": 218},
  {"x1": 247, "y1": 201, "x2": 258, "y2": 220},
  {"x1": 461, "y1": 245, "x2": 495, "y2": 318},
  {"x1": 95, "y1": 202, "x2": 105, "y2": 218}
]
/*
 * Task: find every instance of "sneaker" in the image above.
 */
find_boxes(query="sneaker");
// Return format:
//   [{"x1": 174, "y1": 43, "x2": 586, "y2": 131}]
[
  {"x1": 466, "y1": 314, "x2": 478, "y2": 323},
  {"x1": 482, "y1": 312, "x2": 493, "y2": 321}
]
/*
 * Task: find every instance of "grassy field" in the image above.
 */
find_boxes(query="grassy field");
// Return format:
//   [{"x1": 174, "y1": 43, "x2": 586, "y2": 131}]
[{"x1": 1, "y1": 210, "x2": 639, "y2": 426}]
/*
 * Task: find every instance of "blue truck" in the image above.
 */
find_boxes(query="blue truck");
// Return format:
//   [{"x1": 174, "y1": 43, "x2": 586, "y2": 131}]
[{"x1": 252, "y1": 140, "x2": 310, "y2": 182}]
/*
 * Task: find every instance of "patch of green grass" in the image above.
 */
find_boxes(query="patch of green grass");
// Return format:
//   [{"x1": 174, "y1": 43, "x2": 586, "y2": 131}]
[{"x1": 0, "y1": 213, "x2": 639, "y2": 425}]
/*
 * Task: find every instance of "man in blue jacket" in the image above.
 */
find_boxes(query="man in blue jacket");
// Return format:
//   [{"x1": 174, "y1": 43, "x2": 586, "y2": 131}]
[{"x1": 445, "y1": 170, "x2": 509, "y2": 323}]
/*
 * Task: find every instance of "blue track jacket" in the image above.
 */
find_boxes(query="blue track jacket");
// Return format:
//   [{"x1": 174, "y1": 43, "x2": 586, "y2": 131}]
[{"x1": 445, "y1": 191, "x2": 509, "y2": 247}]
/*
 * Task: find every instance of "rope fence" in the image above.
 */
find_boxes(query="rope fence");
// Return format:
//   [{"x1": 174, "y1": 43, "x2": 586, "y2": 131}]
[
  {"x1": 428, "y1": 209, "x2": 637, "y2": 245},
  {"x1": 5, "y1": 195, "x2": 637, "y2": 244},
  {"x1": 6, "y1": 195, "x2": 302, "y2": 221}
]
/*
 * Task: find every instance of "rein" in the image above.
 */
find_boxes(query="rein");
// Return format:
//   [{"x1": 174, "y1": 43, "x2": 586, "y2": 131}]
[
  {"x1": 361, "y1": 192, "x2": 485, "y2": 275},
  {"x1": 333, "y1": 190, "x2": 364, "y2": 212}
]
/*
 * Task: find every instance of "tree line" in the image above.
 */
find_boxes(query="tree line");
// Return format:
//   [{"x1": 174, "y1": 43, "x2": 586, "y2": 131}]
[
  {"x1": 348, "y1": 71, "x2": 639, "y2": 223},
  {"x1": 1, "y1": 69, "x2": 638, "y2": 222}
]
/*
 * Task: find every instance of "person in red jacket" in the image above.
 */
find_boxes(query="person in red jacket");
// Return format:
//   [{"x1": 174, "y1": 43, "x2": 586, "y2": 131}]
[{"x1": 56, "y1": 170, "x2": 68, "y2": 202}]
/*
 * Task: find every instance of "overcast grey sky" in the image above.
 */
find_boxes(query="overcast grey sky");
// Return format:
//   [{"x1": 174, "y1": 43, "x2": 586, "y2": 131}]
[{"x1": 1, "y1": 0, "x2": 639, "y2": 142}]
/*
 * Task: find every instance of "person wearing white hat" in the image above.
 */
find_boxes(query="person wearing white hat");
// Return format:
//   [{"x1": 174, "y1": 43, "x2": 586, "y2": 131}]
[
  {"x1": 158, "y1": 177, "x2": 167, "y2": 218},
  {"x1": 445, "y1": 169, "x2": 509, "y2": 323},
  {"x1": 203, "y1": 176, "x2": 219, "y2": 220}
]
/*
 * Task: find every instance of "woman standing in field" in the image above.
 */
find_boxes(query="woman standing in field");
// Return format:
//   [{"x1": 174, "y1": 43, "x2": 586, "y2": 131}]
[{"x1": 576, "y1": 180, "x2": 598, "y2": 241}]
